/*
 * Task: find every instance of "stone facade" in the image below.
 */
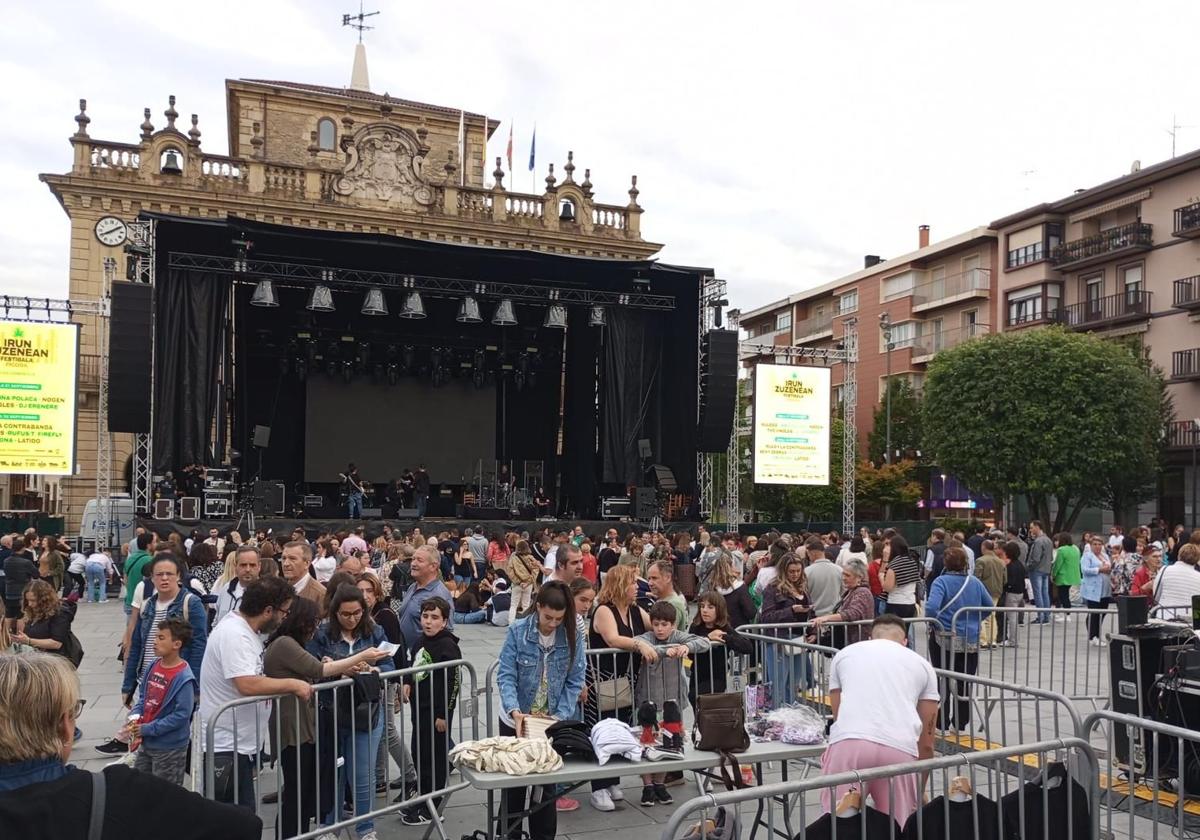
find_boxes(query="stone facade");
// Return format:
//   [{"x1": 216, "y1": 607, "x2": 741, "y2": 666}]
[{"x1": 40, "y1": 74, "x2": 660, "y2": 526}]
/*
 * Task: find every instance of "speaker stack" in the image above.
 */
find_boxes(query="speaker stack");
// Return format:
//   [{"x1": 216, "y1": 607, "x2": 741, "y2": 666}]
[
  {"x1": 697, "y1": 328, "x2": 738, "y2": 452},
  {"x1": 108, "y1": 281, "x2": 153, "y2": 433}
]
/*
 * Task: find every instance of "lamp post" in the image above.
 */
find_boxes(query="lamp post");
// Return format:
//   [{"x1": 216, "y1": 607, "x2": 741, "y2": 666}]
[
  {"x1": 879, "y1": 312, "x2": 894, "y2": 521},
  {"x1": 1193, "y1": 419, "x2": 1200, "y2": 531}
]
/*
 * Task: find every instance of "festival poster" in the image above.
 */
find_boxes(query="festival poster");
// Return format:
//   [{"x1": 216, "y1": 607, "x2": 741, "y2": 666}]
[
  {"x1": 0, "y1": 320, "x2": 79, "y2": 475},
  {"x1": 752, "y1": 363, "x2": 831, "y2": 486}
]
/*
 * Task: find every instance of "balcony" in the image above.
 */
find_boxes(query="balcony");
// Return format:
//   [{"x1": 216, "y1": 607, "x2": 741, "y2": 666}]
[
  {"x1": 1174, "y1": 276, "x2": 1200, "y2": 311},
  {"x1": 793, "y1": 310, "x2": 834, "y2": 343},
  {"x1": 78, "y1": 354, "x2": 101, "y2": 391},
  {"x1": 911, "y1": 323, "x2": 990, "y2": 363},
  {"x1": 912, "y1": 268, "x2": 991, "y2": 313},
  {"x1": 1167, "y1": 420, "x2": 1200, "y2": 449},
  {"x1": 1052, "y1": 290, "x2": 1152, "y2": 330},
  {"x1": 1174, "y1": 202, "x2": 1200, "y2": 239},
  {"x1": 1049, "y1": 222, "x2": 1153, "y2": 271},
  {"x1": 1172, "y1": 349, "x2": 1200, "y2": 382}
]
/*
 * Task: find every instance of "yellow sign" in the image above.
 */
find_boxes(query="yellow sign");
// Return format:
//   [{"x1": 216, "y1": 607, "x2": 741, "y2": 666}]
[
  {"x1": 0, "y1": 320, "x2": 79, "y2": 475},
  {"x1": 752, "y1": 364, "x2": 831, "y2": 485}
]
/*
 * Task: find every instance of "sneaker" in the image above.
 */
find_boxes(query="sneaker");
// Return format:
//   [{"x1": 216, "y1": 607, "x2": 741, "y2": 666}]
[
  {"x1": 361, "y1": 832, "x2": 379, "y2": 840},
  {"x1": 607, "y1": 784, "x2": 624, "y2": 802},
  {"x1": 663, "y1": 770, "x2": 686, "y2": 786},
  {"x1": 641, "y1": 785, "x2": 656, "y2": 806},
  {"x1": 400, "y1": 808, "x2": 431, "y2": 826},
  {"x1": 556, "y1": 796, "x2": 579, "y2": 812},
  {"x1": 389, "y1": 777, "x2": 408, "y2": 790},
  {"x1": 653, "y1": 784, "x2": 674, "y2": 805},
  {"x1": 590, "y1": 789, "x2": 615, "y2": 811},
  {"x1": 1053, "y1": 616, "x2": 1067, "y2": 623},
  {"x1": 95, "y1": 738, "x2": 129, "y2": 755}
]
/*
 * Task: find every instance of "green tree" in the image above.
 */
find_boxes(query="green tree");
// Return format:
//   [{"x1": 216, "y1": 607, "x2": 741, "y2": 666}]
[
  {"x1": 856, "y1": 459, "x2": 923, "y2": 517},
  {"x1": 922, "y1": 327, "x2": 1163, "y2": 532},
  {"x1": 868, "y1": 378, "x2": 924, "y2": 464}
]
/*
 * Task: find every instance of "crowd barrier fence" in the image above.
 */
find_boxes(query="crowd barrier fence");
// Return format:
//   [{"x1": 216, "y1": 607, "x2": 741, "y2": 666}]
[
  {"x1": 202, "y1": 658, "x2": 477, "y2": 840},
  {"x1": 660, "y1": 737, "x2": 1100, "y2": 840}
]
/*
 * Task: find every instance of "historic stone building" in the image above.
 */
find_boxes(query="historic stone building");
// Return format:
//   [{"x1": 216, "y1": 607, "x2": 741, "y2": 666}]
[{"x1": 40, "y1": 49, "x2": 659, "y2": 524}]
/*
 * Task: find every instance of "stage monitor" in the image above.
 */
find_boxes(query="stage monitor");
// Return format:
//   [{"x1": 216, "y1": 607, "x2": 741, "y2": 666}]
[
  {"x1": 304, "y1": 376, "x2": 496, "y2": 485},
  {"x1": 0, "y1": 320, "x2": 79, "y2": 476},
  {"x1": 751, "y1": 363, "x2": 831, "y2": 486}
]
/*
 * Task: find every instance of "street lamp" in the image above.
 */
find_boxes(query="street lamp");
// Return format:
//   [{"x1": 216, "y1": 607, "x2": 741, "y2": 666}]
[
  {"x1": 879, "y1": 312, "x2": 894, "y2": 464},
  {"x1": 1193, "y1": 418, "x2": 1200, "y2": 531}
]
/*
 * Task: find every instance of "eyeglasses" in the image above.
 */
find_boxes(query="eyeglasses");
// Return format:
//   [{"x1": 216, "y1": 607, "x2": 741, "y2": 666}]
[
  {"x1": 153, "y1": 571, "x2": 178, "y2": 578},
  {"x1": 338, "y1": 610, "x2": 364, "y2": 621},
  {"x1": 71, "y1": 699, "x2": 86, "y2": 719}
]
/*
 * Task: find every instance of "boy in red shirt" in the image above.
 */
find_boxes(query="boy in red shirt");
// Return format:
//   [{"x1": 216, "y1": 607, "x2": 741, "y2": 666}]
[{"x1": 128, "y1": 616, "x2": 197, "y2": 786}]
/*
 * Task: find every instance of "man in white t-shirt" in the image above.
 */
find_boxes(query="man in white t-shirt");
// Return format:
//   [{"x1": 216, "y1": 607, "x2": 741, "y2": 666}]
[
  {"x1": 820, "y1": 613, "x2": 939, "y2": 825},
  {"x1": 199, "y1": 575, "x2": 311, "y2": 810}
]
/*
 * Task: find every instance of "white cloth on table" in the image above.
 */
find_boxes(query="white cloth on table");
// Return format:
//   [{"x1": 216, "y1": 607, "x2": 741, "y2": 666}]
[
  {"x1": 589, "y1": 717, "x2": 643, "y2": 766},
  {"x1": 449, "y1": 736, "x2": 563, "y2": 775}
]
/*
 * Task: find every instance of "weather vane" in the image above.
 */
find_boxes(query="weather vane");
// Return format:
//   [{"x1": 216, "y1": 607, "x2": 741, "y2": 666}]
[{"x1": 343, "y1": 0, "x2": 380, "y2": 43}]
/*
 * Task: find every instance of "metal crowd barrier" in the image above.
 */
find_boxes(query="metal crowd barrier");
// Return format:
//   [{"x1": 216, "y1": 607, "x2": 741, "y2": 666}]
[
  {"x1": 1083, "y1": 708, "x2": 1200, "y2": 840},
  {"x1": 1150, "y1": 603, "x2": 1193, "y2": 621},
  {"x1": 950, "y1": 606, "x2": 1113, "y2": 709},
  {"x1": 661, "y1": 737, "x2": 1099, "y2": 840},
  {"x1": 202, "y1": 658, "x2": 477, "y2": 840}
]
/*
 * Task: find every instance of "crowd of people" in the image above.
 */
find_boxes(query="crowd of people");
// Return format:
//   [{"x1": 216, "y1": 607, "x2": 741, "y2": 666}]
[{"x1": 3, "y1": 516, "x2": 1200, "y2": 838}]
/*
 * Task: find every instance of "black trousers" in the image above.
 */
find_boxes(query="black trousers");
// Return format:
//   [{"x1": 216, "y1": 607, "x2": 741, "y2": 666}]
[
  {"x1": 1056, "y1": 584, "x2": 1073, "y2": 609},
  {"x1": 1086, "y1": 598, "x2": 1112, "y2": 639},
  {"x1": 279, "y1": 744, "x2": 317, "y2": 839},
  {"x1": 498, "y1": 720, "x2": 556, "y2": 840},
  {"x1": 412, "y1": 702, "x2": 450, "y2": 808},
  {"x1": 928, "y1": 636, "x2": 978, "y2": 731}
]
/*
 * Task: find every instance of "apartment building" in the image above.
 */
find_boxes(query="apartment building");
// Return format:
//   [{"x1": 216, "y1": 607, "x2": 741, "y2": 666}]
[
  {"x1": 741, "y1": 225, "x2": 999, "y2": 466},
  {"x1": 993, "y1": 150, "x2": 1200, "y2": 526}
]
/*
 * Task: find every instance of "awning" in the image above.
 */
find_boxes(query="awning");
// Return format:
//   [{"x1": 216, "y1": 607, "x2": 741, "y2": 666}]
[{"x1": 1068, "y1": 188, "x2": 1152, "y2": 224}]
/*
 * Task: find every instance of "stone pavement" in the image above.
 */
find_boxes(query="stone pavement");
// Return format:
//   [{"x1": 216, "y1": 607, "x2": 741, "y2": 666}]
[{"x1": 67, "y1": 599, "x2": 1128, "y2": 840}]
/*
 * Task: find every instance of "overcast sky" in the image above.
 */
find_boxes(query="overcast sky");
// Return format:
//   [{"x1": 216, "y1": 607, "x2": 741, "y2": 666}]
[{"x1": 4, "y1": 0, "x2": 1200, "y2": 312}]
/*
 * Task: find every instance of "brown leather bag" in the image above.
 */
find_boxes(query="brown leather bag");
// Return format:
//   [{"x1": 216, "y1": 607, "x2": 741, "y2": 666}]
[{"x1": 692, "y1": 691, "x2": 750, "y2": 753}]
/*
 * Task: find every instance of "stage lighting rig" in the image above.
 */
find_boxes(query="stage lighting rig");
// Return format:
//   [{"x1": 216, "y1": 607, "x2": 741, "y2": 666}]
[
  {"x1": 341, "y1": 359, "x2": 354, "y2": 384},
  {"x1": 386, "y1": 362, "x2": 399, "y2": 385}
]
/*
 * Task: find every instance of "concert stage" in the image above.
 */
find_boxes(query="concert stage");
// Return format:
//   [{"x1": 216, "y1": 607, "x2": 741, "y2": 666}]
[
  {"x1": 138, "y1": 516, "x2": 699, "y2": 541},
  {"x1": 136, "y1": 213, "x2": 714, "y2": 520}
]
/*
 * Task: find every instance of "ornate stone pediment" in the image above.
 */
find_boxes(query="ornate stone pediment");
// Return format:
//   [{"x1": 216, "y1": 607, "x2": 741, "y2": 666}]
[{"x1": 333, "y1": 122, "x2": 435, "y2": 207}]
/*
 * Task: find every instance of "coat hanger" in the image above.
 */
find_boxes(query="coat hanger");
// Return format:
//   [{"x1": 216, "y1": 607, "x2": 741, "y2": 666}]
[
  {"x1": 948, "y1": 776, "x2": 973, "y2": 803},
  {"x1": 836, "y1": 787, "x2": 862, "y2": 817}
]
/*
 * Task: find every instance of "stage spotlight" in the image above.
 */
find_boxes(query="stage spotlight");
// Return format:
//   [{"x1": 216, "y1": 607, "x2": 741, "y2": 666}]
[
  {"x1": 361, "y1": 287, "x2": 388, "y2": 316},
  {"x1": 306, "y1": 284, "x2": 335, "y2": 312},
  {"x1": 357, "y1": 342, "x2": 370, "y2": 370},
  {"x1": 250, "y1": 280, "x2": 279, "y2": 307},
  {"x1": 325, "y1": 341, "x2": 340, "y2": 377},
  {"x1": 456, "y1": 296, "x2": 483, "y2": 324},
  {"x1": 543, "y1": 304, "x2": 567, "y2": 329},
  {"x1": 399, "y1": 291, "x2": 426, "y2": 319},
  {"x1": 342, "y1": 359, "x2": 354, "y2": 384},
  {"x1": 588, "y1": 305, "x2": 606, "y2": 327},
  {"x1": 492, "y1": 298, "x2": 517, "y2": 326},
  {"x1": 387, "y1": 361, "x2": 399, "y2": 385}
]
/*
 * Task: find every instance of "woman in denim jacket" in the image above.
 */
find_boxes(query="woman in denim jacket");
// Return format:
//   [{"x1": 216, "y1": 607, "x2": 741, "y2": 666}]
[
  {"x1": 924, "y1": 546, "x2": 993, "y2": 732},
  {"x1": 496, "y1": 581, "x2": 586, "y2": 840}
]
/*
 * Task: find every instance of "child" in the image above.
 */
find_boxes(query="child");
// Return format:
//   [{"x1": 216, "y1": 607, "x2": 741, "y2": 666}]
[
  {"x1": 632, "y1": 601, "x2": 710, "y2": 806},
  {"x1": 401, "y1": 596, "x2": 462, "y2": 826},
  {"x1": 128, "y1": 616, "x2": 196, "y2": 786},
  {"x1": 688, "y1": 592, "x2": 754, "y2": 704}
]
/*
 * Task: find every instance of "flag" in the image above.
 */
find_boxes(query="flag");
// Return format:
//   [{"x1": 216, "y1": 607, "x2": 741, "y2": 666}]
[
  {"x1": 528, "y1": 124, "x2": 536, "y2": 172},
  {"x1": 506, "y1": 122, "x2": 513, "y2": 176},
  {"x1": 457, "y1": 110, "x2": 465, "y2": 186}
]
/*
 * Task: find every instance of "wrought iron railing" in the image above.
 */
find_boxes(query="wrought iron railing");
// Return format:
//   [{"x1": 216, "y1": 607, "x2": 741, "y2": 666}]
[
  {"x1": 1173, "y1": 348, "x2": 1200, "y2": 380},
  {"x1": 1050, "y1": 221, "x2": 1152, "y2": 266},
  {"x1": 1052, "y1": 289, "x2": 1152, "y2": 327},
  {"x1": 1174, "y1": 201, "x2": 1200, "y2": 234},
  {"x1": 1174, "y1": 275, "x2": 1200, "y2": 308}
]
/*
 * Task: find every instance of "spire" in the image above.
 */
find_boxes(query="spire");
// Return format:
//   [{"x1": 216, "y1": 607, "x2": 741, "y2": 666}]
[{"x1": 350, "y1": 42, "x2": 370, "y2": 91}]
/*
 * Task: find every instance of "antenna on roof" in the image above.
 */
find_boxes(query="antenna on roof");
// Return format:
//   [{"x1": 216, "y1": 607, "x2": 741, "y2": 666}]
[
  {"x1": 343, "y1": 0, "x2": 380, "y2": 43},
  {"x1": 1167, "y1": 113, "x2": 1196, "y2": 158}
]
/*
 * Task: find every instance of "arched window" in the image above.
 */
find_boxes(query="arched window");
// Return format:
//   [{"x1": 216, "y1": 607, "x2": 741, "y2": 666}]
[{"x1": 317, "y1": 118, "x2": 336, "y2": 151}]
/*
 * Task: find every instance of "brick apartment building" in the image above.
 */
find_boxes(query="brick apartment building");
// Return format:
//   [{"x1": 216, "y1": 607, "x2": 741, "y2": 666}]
[{"x1": 740, "y1": 147, "x2": 1200, "y2": 526}]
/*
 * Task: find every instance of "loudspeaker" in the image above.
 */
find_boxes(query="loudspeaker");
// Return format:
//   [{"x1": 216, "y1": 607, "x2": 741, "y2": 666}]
[
  {"x1": 1117, "y1": 595, "x2": 1148, "y2": 633},
  {"x1": 696, "y1": 329, "x2": 737, "y2": 452},
  {"x1": 638, "y1": 438, "x2": 653, "y2": 459},
  {"x1": 394, "y1": 508, "x2": 419, "y2": 519},
  {"x1": 361, "y1": 507, "x2": 383, "y2": 519},
  {"x1": 108, "y1": 281, "x2": 153, "y2": 433},
  {"x1": 650, "y1": 464, "x2": 678, "y2": 492},
  {"x1": 153, "y1": 498, "x2": 173, "y2": 520},
  {"x1": 178, "y1": 497, "x2": 200, "y2": 522},
  {"x1": 635, "y1": 487, "x2": 658, "y2": 519},
  {"x1": 252, "y1": 425, "x2": 271, "y2": 448},
  {"x1": 254, "y1": 480, "x2": 285, "y2": 515}
]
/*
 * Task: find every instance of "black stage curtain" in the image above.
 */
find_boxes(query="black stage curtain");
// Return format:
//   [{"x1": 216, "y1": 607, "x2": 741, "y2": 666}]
[
  {"x1": 562, "y1": 309, "x2": 601, "y2": 517},
  {"x1": 153, "y1": 268, "x2": 228, "y2": 471},
  {"x1": 602, "y1": 308, "x2": 664, "y2": 487}
]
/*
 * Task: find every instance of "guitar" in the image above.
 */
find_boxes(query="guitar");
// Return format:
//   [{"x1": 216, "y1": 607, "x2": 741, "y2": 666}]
[{"x1": 338, "y1": 472, "x2": 365, "y2": 494}]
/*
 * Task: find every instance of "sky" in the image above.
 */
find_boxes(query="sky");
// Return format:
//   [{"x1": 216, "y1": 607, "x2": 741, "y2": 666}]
[{"x1": 4, "y1": 0, "x2": 1200, "y2": 312}]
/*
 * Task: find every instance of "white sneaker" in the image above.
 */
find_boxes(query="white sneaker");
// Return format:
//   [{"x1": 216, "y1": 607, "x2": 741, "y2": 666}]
[
  {"x1": 590, "y1": 789, "x2": 615, "y2": 811},
  {"x1": 360, "y1": 832, "x2": 379, "y2": 840},
  {"x1": 608, "y1": 784, "x2": 624, "y2": 801},
  {"x1": 315, "y1": 833, "x2": 339, "y2": 840},
  {"x1": 1053, "y1": 616, "x2": 1067, "y2": 623}
]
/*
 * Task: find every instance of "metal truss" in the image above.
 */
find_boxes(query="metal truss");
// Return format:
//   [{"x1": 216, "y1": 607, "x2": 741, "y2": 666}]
[
  {"x1": 724, "y1": 307, "x2": 741, "y2": 527},
  {"x1": 94, "y1": 259, "x2": 117, "y2": 549},
  {"x1": 0, "y1": 296, "x2": 105, "y2": 320},
  {"x1": 697, "y1": 276, "x2": 728, "y2": 521},
  {"x1": 739, "y1": 322, "x2": 858, "y2": 535},
  {"x1": 168, "y1": 253, "x2": 676, "y2": 311},
  {"x1": 129, "y1": 220, "x2": 155, "y2": 514}
]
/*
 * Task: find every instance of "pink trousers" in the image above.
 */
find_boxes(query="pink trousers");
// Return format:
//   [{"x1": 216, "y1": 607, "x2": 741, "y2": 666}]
[{"x1": 819, "y1": 738, "x2": 920, "y2": 824}]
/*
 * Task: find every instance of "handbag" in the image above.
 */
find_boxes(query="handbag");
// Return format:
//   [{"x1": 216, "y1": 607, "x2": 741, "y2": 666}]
[
  {"x1": 692, "y1": 691, "x2": 750, "y2": 753},
  {"x1": 593, "y1": 675, "x2": 632, "y2": 712},
  {"x1": 350, "y1": 671, "x2": 383, "y2": 732},
  {"x1": 930, "y1": 577, "x2": 977, "y2": 654}
]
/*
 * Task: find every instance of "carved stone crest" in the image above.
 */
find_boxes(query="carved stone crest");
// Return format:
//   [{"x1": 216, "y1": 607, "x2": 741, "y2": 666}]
[{"x1": 333, "y1": 123, "x2": 435, "y2": 206}]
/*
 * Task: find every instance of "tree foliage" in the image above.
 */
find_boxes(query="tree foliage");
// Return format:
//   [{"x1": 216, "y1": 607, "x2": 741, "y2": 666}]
[
  {"x1": 868, "y1": 378, "x2": 924, "y2": 464},
  {"x1": 921, "y1": 327, "x2": 1164, "y2": 531}
]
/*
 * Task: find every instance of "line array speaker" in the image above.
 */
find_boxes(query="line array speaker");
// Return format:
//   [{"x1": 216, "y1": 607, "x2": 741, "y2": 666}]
[
  {"x1": 107, "y1": 281, "x2": 153, "y2": 433},
  {"x1": 696, "y1": 328, "x2": 738, "y2": 452}
]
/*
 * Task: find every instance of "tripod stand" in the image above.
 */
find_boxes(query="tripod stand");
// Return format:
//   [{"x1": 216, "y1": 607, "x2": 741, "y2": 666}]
[{"x1": 234, "y1": 484, "x2": 257, "y2": 535}]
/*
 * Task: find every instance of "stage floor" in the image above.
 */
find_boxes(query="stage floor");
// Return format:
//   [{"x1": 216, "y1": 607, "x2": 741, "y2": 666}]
[{"x1": 137, "y1": 516, "x2": 699, "y2": 540}]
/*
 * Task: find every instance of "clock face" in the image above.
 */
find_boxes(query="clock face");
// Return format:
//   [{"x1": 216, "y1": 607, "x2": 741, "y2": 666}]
[{"x1": 94, "y1": 216, "x2": 127, "y2": 247}]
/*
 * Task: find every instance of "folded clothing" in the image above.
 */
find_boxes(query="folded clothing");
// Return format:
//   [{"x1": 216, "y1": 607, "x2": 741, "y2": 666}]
[
  {"x1": 546, "y1": 719, "x2": 597, "y2": 762},
  {"x1": 590, "y1": 718, "x2": 643, "y2": 766},
  {"x1": 449, "y1": 736, "x2": 564, "y2": 775}
]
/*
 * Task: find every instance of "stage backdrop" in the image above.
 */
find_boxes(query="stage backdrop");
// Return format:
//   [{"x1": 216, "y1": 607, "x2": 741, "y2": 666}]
[{"x1": 303, "y1": 377, "x2": 496, "y2": 485}]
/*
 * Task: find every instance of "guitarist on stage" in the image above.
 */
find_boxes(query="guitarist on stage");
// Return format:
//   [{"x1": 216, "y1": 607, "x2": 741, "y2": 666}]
[{"x1": 341, "y1": 463, "x2": 365, "y2": 519}]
